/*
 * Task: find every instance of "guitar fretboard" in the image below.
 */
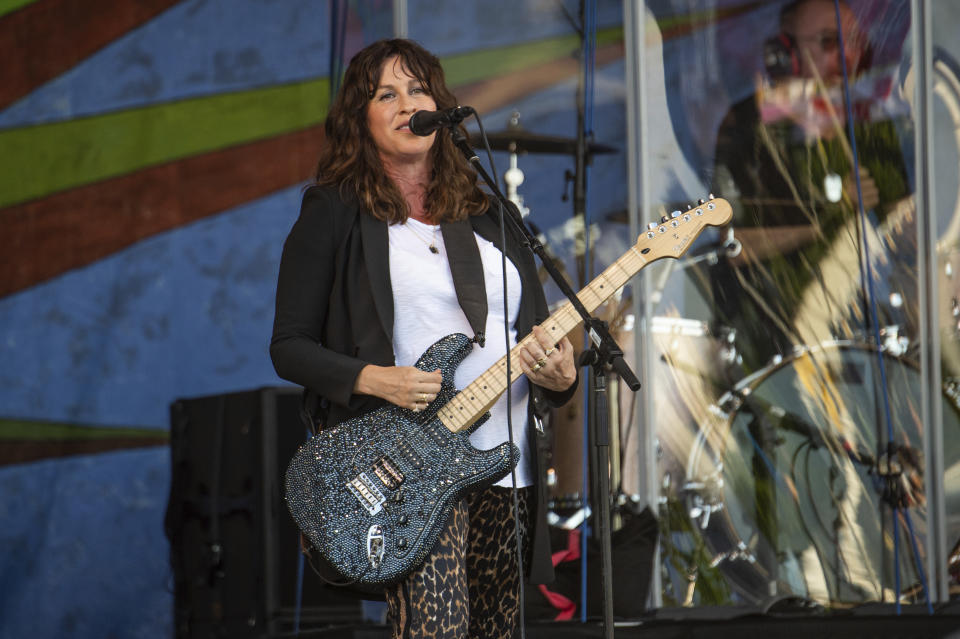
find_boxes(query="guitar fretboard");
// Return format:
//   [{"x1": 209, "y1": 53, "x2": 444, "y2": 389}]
[{"x1": 435, "y1": 244, "x2": 650, "y2": 433}]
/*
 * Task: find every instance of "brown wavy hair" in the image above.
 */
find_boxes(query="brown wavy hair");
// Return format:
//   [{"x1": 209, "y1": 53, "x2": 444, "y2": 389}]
[{"x1": 315, "y1": 39, "x2": 487, "y2": 223}]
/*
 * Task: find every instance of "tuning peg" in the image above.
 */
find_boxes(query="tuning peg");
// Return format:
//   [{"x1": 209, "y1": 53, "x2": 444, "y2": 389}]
[
  {"x1": 708, "y1": 193, "x2": 714, "y2": 199},
  {"x1": 660, "y1": 216, "x2": 669, "y2": 224},
  {"x1": 687, "y1": 204, "x2": 693, "y2": 210},
  {"x1": 670, "y1": 210, "x2": 681, "y2": 219},
  {"x1": 697, "y1": 198, "x2": 705, "y2": 205},
  {"x1": 647, "y1": 222, "x2": 659, "y2": 230}
]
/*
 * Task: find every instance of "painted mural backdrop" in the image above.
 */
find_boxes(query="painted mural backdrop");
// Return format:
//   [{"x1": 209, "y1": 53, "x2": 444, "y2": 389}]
[{"x1": 0, "y1": 1, "x2": 631, "y2": 636}]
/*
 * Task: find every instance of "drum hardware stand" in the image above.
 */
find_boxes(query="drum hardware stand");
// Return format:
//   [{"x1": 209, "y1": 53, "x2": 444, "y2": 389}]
[
  {"x1": 724, "y1": 391, "x2": 844, "y2": 598},
  {"x1": 680, "y1": 226, "x2": 742, "y2": 268},
  {"x1": 861, "y1": 439, "x2": 934, "y2": 609},
  {"x1": 877, "y1": 325, "x2": 909, "y2": 357},
  {"x1": 742, "y1": 399, "x2": 782, "y2": 597},
  {"x1": 502, "y1": 111, "x2": 531, "y2": 219},
  {"x1": 831, "y1": 0, "x2": 933, "y2": 610},
  {"x1": 445, "y1": 120, "x2": 639, "y2": 639}
]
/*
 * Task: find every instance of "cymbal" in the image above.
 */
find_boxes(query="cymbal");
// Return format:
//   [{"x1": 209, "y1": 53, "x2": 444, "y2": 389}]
[{"x1": 476, "y1": 129, "x2": 618, "y2": 156}]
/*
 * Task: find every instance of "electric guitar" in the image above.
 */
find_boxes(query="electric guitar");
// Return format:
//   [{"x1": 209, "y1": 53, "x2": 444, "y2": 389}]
[{"x1": 285, "y1": 197, "x2": 732, "y2": 586}]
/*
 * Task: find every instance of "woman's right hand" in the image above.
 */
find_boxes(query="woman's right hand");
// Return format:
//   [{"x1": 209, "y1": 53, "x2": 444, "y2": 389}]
[{"x1": 353, "y1": 365, "x2": 443, "y2": 412}]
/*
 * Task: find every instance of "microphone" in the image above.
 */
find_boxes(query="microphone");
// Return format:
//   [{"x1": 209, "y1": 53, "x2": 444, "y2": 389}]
[
  {"x1": 408, "y1": 106, "x2": 475, "y2": 136},
  {"x1": 778, "y1": 411, "x2": 827, "y2": 449}
]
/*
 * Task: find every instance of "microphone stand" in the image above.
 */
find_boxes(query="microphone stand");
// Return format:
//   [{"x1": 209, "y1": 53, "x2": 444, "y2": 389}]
[
  {"x1": 447, "y1": 123, "x2": 640, "y2": 639},
  {"x1": 580, "y1": 319, "x2": 641, "y2": 639}
]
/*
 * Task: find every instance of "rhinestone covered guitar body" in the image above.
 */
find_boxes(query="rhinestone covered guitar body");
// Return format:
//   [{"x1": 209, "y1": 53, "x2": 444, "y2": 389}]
[{"x1": 284, "y1": 333, "x2": 520, "y2": 586}]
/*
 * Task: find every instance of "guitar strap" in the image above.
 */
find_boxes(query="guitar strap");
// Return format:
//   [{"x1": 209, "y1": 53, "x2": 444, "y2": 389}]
[{"x1": 440, "y1": 218, "x2": 488, "y2": 347}]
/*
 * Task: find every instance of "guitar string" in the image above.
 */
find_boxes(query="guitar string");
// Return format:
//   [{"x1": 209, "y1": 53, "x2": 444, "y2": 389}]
[
  {"x1": 439, "y1": 215, "x2": 718, "y2": 431},
  {"x1": 441, "y1": 248, "x2": 645, "y2": 431}
]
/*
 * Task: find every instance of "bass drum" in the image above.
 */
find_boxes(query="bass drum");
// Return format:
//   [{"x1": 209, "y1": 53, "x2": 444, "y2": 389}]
[{"x1": 684, "y1": 341, "x2": 960, "y2": 605}]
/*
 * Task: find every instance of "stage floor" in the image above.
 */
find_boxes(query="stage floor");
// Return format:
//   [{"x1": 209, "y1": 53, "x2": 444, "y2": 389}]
[{"x1": 282, "y1": 605, "x2": 960, "y2": 639}]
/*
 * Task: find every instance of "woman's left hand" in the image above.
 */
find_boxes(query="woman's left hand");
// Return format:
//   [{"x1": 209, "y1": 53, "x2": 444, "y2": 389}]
[{"x1": 519, "y1": 325, "x2": 576, "y2": 392}]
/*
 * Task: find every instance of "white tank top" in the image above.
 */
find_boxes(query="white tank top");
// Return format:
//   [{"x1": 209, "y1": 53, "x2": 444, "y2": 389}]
[{"x1": 388, "y1": 217, "x2": 532, "y2": 488}]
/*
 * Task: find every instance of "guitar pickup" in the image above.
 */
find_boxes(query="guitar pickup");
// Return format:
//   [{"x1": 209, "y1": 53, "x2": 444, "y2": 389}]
[
  {"x1": 397, "y1": 439, "x2": 424, "y2": 469},
  {"x1": 373, "y1": 455, "x2": 405, "y2": 490},
  {"x1": 347, "y1": 472, "x2": 386, "y2": 516},
  {"x1": 423, "y1": 421, "x2": 449, "y2": 447}
]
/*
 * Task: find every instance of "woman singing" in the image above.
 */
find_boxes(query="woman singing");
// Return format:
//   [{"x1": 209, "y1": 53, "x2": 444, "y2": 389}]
[{"x1": 270, "y1": 38, "x2": 577, "y2": 638}]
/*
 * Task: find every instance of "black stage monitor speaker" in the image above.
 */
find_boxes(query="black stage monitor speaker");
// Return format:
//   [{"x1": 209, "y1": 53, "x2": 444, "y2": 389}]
[
  {"x1": 165, "y1": 386, "x2": 362, "y2": 638},
  {"x1": 526, "y1": 506, "x2": 658, "y2": 621}
]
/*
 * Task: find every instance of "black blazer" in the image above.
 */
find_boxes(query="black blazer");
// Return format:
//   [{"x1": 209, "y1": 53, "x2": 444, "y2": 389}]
[{"x1": 270, "y1": 184, "x2": 577, "y2": 584}]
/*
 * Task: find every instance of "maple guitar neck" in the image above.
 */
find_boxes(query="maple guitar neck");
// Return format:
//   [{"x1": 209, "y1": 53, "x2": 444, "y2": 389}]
[{"x1": 436, "y1": 197, "x2": 732, "y2": 434}]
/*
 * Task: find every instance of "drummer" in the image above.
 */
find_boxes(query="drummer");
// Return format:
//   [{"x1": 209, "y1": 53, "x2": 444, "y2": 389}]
[{"x1": 708, "y1": 0, "x2": 912, "y2": 371}]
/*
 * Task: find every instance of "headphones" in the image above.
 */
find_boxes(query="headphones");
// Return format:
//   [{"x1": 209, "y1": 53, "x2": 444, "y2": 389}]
[
  {"x1": 762, "y1": 26, "x2": 873, "y2": 80},
  {"x1": 763, "y1": 32, "x2": 802, "y2": 79}
]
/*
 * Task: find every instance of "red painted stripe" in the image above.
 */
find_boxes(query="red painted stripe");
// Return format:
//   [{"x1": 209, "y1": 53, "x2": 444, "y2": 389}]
[
  {"x1": 0, "y1": 125, "x2": 324, "y2": 298},
  {"x1": 0, "y1": 0, "x2": 180, "y2": 111},
  {"x1": 0, "y1": 438, "x2": 168, "y2": 466}
]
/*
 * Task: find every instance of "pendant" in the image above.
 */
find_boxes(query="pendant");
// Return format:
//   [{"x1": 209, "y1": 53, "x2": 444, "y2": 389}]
[{"x1": 429, "y1": 245, "x2": 439, "y2": 254}]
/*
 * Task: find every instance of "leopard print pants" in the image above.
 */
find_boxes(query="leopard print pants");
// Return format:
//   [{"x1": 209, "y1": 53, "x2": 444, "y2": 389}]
[{"x1": 384, "y1": 485, "x2": 532, "y2": 639}]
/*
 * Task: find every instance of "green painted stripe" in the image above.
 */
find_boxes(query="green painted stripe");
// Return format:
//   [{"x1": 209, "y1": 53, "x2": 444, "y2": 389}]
[
  {"x1": 0, "y1": 79, "x2": 331, "y2": 209},
  {"x1": 442, "y1": 26, "x2": 623, "y2": 88},
  {"x1": 0, "y1": 0, "x2": 37, "y2": 19},
  {"x1": 0, "y1": 28, "x2": 623, "y2": 210},
  {"x1": 0, "y1": 418, "x2": 168, "y2": 440}
]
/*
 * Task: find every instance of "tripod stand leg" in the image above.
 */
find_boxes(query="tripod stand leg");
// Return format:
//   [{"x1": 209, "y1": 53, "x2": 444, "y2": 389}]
[{"x1": 588, "y1": 367, "x2": 616, "y2": 639}]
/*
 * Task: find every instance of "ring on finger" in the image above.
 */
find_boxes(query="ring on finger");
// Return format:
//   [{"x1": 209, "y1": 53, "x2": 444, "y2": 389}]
[
  {"x1": 536, "y1": 356, "x2": 548, "y2": 367},
  {"x1": 531, "y1": 361, "x2": 544, "y2": 372},
  {"x1": 543, "y1": 347, "x2": 556, "y2": 358},
  {"x1": 418, "y1": 392, "x2": 428, "y2": 402}
]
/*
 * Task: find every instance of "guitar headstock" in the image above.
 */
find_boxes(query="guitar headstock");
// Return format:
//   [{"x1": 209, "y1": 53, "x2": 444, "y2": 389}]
[{"x1": 633, "y1": 196, "x2": 732, "y2": 260}]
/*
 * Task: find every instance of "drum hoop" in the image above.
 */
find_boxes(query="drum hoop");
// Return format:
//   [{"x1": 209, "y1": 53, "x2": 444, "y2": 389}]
[{"x1": 686, "y1": 339, "x2": 917, "y2": 485}]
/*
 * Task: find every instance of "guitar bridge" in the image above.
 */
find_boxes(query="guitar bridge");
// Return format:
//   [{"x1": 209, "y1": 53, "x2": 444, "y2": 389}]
[{"x1": 347, "y1": 472, "x2": 386, "y2": 515}]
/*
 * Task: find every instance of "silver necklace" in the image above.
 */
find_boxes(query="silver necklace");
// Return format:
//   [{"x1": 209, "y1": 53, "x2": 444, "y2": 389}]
[{"x1": 405, "y1": 219, "x2": 440, "y2": 254}]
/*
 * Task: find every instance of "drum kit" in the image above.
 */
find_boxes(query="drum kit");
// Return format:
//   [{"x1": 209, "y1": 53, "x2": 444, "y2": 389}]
[
  {"x1": 659, "y1": 200, "x2": 960, "y2": 606},
  {"x1": 666, "y1": 48, "x2": 960, "y2": 607},
  {"x1": 641, "y1": 176, "x2": 960, "y2": 607},
  {"x1": 492, "y1": 67, "x2": 960, "y2": 606}
]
